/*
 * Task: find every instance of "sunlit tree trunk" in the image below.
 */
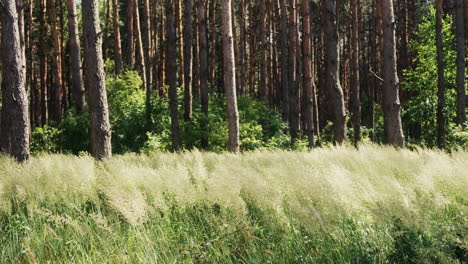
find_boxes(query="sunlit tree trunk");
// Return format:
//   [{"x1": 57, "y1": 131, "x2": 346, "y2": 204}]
[
  {"x1": 350, "y1": 0, "x2": 360, "y2": 144},
  {"x1": 66, "y1": 0, "x2": 85, "y2": 115},
  {"x1": 183, "y1": 0, "x2": 193, "y2": 122},
  {"x1": 196, "y1": 0, "x2": 209, "y2": 148},
  {"x1": 323, "y1": 0, "x2": 346, "y2": 144},
  {"x1": 112, "y1": 0, "x2": 124, "y2": 74},
  {"x1": 0, "y1": 0, "x2": 30, "y2": 162},
  {"x1": 380, "y1": 0, "x2": 405, "y2": 147},
  {"x1": 221, "y1": 0, "x2": 240, "y2": 153},
  {"x1": 48, "y1": 0, "x2": 62, "y2": 122},
  {"x1": 302, "y1": 0, "x2": 315, "y2": 148},
  {"x1": 82, "y1": 0, "x2": 112, "y2": 159}
]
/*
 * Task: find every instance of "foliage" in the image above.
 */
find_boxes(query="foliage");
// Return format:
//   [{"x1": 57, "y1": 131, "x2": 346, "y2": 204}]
[
  {"x1": 402, "y1": 7, "x2": 467, "y2": 150},
  {"x1": 31, "y1": 71, "x2": 290, "y2": 154},
  {"x1": 0, "y1": 146, "x2": 466, "y2": 263}
]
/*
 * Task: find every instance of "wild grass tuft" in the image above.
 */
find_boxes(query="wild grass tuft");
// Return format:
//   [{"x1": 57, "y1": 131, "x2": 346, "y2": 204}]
[{"x1": 0, "y1": 145, "x2": 467, "y2": 263}]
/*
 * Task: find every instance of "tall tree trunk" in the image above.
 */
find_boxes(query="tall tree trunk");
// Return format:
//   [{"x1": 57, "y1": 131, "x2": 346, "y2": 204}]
[
  {"x1": 48, "y1": 0, "x2": 62, "y2": 122},
  {"x1": 39, "y1": 0, "x2": 47, "y2": 125},
  {"x1": 0, "y1": 0, "x2": 30, "y2": 162},
  {"x1": 143, "y1": 0, "x2": 153, "y2": 126},
  {"x1": 350, "y1": 0, "x2": 360, "y2": 144},
  {"x1": 455, "y1": 0, "x2": 466, "y2": 126},
  {"x1": 239, "y1": 0, "x2": 246, "y2": 95},
  {"x1": 166, "y1": 0, "x2": 181, "y2": 151},
  {"x1": 302, "y1": 0, "x2": 315, "y2": 148},
  {"x1": 259, "y1": 0, "x2": 267, "y2": 99},
  {"x1": 323, "y1": 0, "x2": 346, "y2": 144},
  {"x1": 112, "y1": 0, "x2": 124, "y2": 74},
  {"x1": 175, "y1": 0, "x2": 184, "y2": 87},
  {"x1": 208, "y1": 0, "x2": 216, "y2": 87},
  {"x1": 127, "y1": 0, "x2": 135, "y2": 67},
  {"x1": 380, "y1": 0, "x2": 405, "y2": 147},
  {"x1": 134, "y1": 0, "x2": 147, "y2": 91},
  {"x1": 82, "y1": 0, "x2": 112, "y2": 159},
  {"x1": 183, "y1": 0, "x2": 193, "y2": 122},
  {"x1": 288, "y1": 0, "x2": 300, "y2": 145},
  {"x1": 221, "y1": 0, "x2": 240, "y2": 153},
  {"x1": 67, "y1": 0, "x2": 85, "y2": 115},
  {"x1": 103, "y1": 0, "x2": 111, "y2": 61},
  {"x1": 279, "y1": 0, "x2": 289, "y2": 121},
  {"x1": 196, "y1": 0, "x2": 209, "y2": 148},
  {"x1": 435, "y1": 0, "x2": 446, "y2": 149},
  {"x1": 27, "y1": 0, "x2": 38, "y2": 127}
]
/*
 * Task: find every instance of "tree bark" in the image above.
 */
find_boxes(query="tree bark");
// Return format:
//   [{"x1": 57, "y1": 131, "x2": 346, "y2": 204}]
[
  {"x1": 196, "y1": 0, "x2": 209, "y2": 148},
  {"x1": 380, "y1": 0, "x2": 405, "y2": 147},
  {"x1": 143, "y1": 0, "x2": 153, "y2": 126},
  {"x1": 288, "y1": 0, "x2": 300, "y2": 145},
  {"x1": 134, "y1": 0, "x2": 147, "y2": 91},
  {"x1": 0, "y1": 0, "x2": 30, "y2": 162},
  {"x1": 183, "y1": 0, "x2": 193, "y2": 122},
  {"x1": 48, "y1": 0, "x2": 62, "y2": 122},
  {"x1": 66, "y1": 0, "x2": 85, "y2": 115},
  {"x1": 279, "y1": 0, "x2": 289, "y2": 121},
  {"x1": 301, "y1": 0, "x2": 315, "y2": 148},
  {"x1": 350, "y1": 0, "x2": 360, "y2": 144},
  {"x1": 455, "y1": 0, "x2": 466, "y2": 126},
  {"x1": 166, "y1": 0, "x2": 181, "y2": 151},
  {"x1": 221, "y1": 0, "x2": 240, "y2": 153},
  {"x1": 82, "y1": 0, "x2": 112, "y2": 159},
  {"x1": 435, "y1": 0, "x2": 446, "y2": 149},
  {"x1": 39, "y1": 0, "x2": 47, "y2": 125},
  {"x1": 126, "y1": 0, "x2": 135, "y2": 67},
  {"x1": 323, "y1": 0, "x2": 346, "y2": 144},
  {"x1": 112, "y1": 0, "x2": 124, "y2": 74}
]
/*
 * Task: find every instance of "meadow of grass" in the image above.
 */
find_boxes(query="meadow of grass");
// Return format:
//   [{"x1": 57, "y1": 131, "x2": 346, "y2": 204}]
[{"x1": 0, "y1": 145, "x2": 466, "y2": 263}]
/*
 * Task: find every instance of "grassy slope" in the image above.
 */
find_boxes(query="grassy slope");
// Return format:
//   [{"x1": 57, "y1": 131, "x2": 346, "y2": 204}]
[{"x1": 0, "y1": 145, "x2": 467, "y2": 263}]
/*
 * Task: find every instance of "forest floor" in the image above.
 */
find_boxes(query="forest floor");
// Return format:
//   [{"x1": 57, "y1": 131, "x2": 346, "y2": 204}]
[{"x1": 0, "y1": 145, "x2": 467, "y2": 263}]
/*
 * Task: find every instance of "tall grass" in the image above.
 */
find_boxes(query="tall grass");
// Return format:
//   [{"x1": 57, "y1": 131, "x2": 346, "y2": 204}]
[{"x1": 0, "y1": 145, "x2": 467, "y2": 263}]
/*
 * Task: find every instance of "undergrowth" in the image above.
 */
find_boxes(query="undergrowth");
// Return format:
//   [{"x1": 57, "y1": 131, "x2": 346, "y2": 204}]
[{"x1": 0, "y1": 145, "x2": 467, "y2": 263}]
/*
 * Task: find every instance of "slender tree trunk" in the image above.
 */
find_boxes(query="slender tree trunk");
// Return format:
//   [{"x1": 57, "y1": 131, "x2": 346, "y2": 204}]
[
  {"x1": 324, "y1": 0, "x2": 346, "y2": 144},
  {"x1": 288, "y1": 0, "x2": 300, "y2": 145},
  {"x1": 112, "y1": 0, "x2": 124, "y2": 74},
  {"x1": 166, "y1": 0, "x2": 181, "y2": 151},
  {"x1": 380, "y1": 0, "x2": 405, "y2": 147},
  {"x1": 196, "y1": 0, "x2": 209, "y2": 148},
  {"x1": 134, "y1": 0, "x2": 147, "y2": 91},
  {"x1": 221, "y1": 0, "x2": 240, "y2": 153},
  {"x1": 208, "y1": 0, "x2": 216, "y2": 87},
  {"x1": 435, "y1": 0, "x2": 446, "y2": 149},
  {"x1": 279, "y1": 0, "x2": 289, "y2": 121},
  {"x1": 259, "y1": 0, "x2": 267, "y2": 99},
  {"x1": 103, "y1": 0, "x2": 111, "y2": 61},
  {"x1": 175, "y1": 0, "x2": 184, "y2": 87},
  {"x1": 302, "y1": 0, "x2": 315, "y2": 148},
  {"x1": 239, "y1": 0, "x2": 246, "y2": 95},
  {"x1": 48, "y1": 0, "x2": 62, "y2": 122},
  {"x1": 82, "y1": 0, "x2": 112, "y2": 159},
  {"x1": 0, "y1": 0, "x2": 30, "y2": 162},
  {"x1": 455, "y1": 0, "x2": 466, "y2": 126},
  {"x1": 39, "y1": 0, "x2": 47, "y2": 125},
  {"x1": 127, "y1": 0, "x2": 135, "y2": 67},
  {"x1": 350, "y1": 0, "x2": 360, "y2": 144},
  {"x1": 66, "y1": 0, "x2": 85, "y2": 115},
  {"x1": 183, "y1": 0, "x2": 193, "y2": 122},
  {"x1": 143, "y1": 0, "x2": 153, "y2": 126}
]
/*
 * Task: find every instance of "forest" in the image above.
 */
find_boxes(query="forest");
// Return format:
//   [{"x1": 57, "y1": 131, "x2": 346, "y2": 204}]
[{"x1": 0, "y1": 0, "x2": 467, "y2": 263}]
